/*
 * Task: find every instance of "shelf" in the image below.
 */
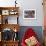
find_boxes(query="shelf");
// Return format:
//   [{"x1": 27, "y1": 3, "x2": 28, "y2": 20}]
[
  {"x1": 0, "y1": 24, "x2": 20, "y2": 32},
  {"x1": 0, "y1": 7, "x2": 19, "y2": 15},
  {"x1": 0, "y1": 7, "x2": 19, "y2": 24},
  {"x1": 1, "y1": 40, "x2": 19, "y2": 46},
  {"x1": 0, "y1": 7, "x2": 19, "y2": 10},
  {"x1": 0, "y1": 7, "x2": 20, "y2": 46},
  {"x1": 1, "y1": 13, "x2": 19, "y2": 15},
  {"x1": 2, "y1": 40, "x2": 19, "y2": 43}
]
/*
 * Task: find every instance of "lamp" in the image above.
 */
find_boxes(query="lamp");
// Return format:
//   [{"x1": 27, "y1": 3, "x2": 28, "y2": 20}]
[
  {"x1": 15, "y1": 0, "x2": 17, "y2": 7},
  {"x1": 13, "y1": 28, "x2": 18, "y2": 41},
  {"x1": 14, "y1": 28, "x2": 17, "y2": 32}
]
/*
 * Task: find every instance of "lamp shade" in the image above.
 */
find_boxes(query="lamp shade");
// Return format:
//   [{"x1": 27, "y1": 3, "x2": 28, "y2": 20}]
[{"x1": 13, "y1": 28, "x2": 17, "y2": 32}]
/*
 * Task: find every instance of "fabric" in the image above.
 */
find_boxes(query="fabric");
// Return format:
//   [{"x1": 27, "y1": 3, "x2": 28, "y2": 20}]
[
  {"x1": 21, "y1": 28, "x2": 41, "y2": 46},
  {"x1": 25, "y1": 36, "x2": 38, "y2": 46}
]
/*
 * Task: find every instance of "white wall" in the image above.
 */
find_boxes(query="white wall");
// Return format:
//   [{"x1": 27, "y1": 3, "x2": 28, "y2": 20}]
[
  {"x1": 17, "y1": 0, "x2": 44, "y2": 26},
  {"x1": 0, "y1": 0, "x2": 44, "y2": 26}
]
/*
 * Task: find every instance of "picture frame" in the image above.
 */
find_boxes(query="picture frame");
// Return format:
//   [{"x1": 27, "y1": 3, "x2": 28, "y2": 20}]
[
  {"x1": 23, "y1": 9, "x2": 36, "y2": 19},
  {"x1": 2, "y1": 10, "x2": 9, "y2": 15}
]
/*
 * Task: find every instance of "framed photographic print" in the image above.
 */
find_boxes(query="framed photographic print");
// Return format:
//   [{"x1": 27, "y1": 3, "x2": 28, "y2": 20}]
[
  {"x1": 23, "y1": 9, "x2": 36, "y2": 19},
  {"x1": 2, "y1": 10, "x2": 9, "y2": 15}
]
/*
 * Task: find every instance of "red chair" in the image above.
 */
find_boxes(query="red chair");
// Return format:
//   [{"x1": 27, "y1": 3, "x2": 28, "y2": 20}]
[{"x1": 21, "y1": 28, "x2": 41, "y2": 46}]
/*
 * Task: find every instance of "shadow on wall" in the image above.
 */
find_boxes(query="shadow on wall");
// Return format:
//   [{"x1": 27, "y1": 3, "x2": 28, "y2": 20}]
[{"x1": 18, "y1": 26, "x2": 43, "y2": 44}]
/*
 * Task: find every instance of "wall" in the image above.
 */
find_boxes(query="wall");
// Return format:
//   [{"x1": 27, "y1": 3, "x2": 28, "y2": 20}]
[
  {"x1": 18, "y1": 0, "x2": 44, "y2": 26},
  {"x1": 0, "y1": 0, "x2": 44, "y2": 26}
]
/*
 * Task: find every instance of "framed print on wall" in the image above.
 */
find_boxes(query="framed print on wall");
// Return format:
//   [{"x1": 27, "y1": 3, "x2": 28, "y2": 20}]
[
  {"x1": 23, "y1": 9, "x2": 36, "y2": 19},
  {"x1": 2, "y1": 10, "x2": 9, "y2": 15}
]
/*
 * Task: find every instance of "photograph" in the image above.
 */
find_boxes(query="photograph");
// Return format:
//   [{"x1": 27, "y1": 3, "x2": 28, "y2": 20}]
[{"x1": 23, "y1": 9, "x2": 36, "y2": 19}]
